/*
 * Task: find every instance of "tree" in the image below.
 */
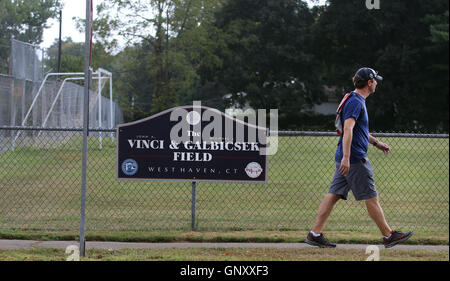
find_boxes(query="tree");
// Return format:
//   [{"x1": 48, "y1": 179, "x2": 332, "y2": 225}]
[
  {"x1": 0, "y1": 0, "x2": 61, "y2": 73},
  {"x1": 46, "y1": 37, "x2": 114, "y2": 73},
  {"x1": 206, "y1": 0, "x2": 325, "y2": 123},
  {"x1": 46, "y1": 37, "x2": 83, "y2": 73},
  {"x1": 94, "y1": 0, "x2": 224, "y2": 118},
  {"x1": 311, "y1": 0, "x2": 449, "y2": 132},
  {"x1": 110, "y1": 43, "x2": 156, "y2": 121},
  {"x1": 95, "y1": 0, "x2": 182, "y2": 113}
]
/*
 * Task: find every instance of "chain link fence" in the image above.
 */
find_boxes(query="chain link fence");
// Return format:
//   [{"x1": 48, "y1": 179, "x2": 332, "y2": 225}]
[
  {"x1": 1, "y1": 39, "x2": 123, "y2": 129},
  {"x1": 0, "y1": 74, "x2": 123, "y2": 129},
  {"x1": 0, "y1": 127, "x2": 448, "y2": 234},
  {"x1": 10, "y1": 39, "x2": 45, "y2": 82},
  {"x1": 0, "y1": 42, "x2": 10, "y2": 75}
]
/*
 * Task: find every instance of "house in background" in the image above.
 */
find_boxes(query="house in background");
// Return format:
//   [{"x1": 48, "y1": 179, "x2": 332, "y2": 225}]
[
  {"x1": 224, "y1": 86, "x2": 340, "y2": 116},
  {"x1": 307, "y1": 86, "x2": 339, "y2": 115}
]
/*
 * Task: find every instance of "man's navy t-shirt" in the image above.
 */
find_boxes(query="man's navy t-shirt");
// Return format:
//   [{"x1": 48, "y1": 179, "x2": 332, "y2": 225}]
[{"x1": 335, "y1": 92, "x2": 369, "y2": 164}]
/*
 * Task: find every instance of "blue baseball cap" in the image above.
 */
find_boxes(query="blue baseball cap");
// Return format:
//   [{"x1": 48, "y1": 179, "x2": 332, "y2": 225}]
[{"x1": 355, "y1": 67, "x2": 383, "y2": 81}]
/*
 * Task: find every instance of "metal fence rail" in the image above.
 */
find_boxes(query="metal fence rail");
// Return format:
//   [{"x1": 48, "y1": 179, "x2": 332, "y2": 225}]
[{"x1": 0, "y1": 127, "x2": 448, "y2": 234}]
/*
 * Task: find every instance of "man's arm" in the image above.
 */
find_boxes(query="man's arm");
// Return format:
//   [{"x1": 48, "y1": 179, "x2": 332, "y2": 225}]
[
  {"x1": 369, "y1": 134, "x2": 391, "y2": 154},
  {"x1": 338, "y1": 118, "x2": 356, "y2": 176}
]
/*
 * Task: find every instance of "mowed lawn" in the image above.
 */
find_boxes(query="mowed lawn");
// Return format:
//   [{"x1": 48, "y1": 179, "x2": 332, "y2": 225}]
[
  {"x1": 0, "y1": 247, "x2": 448, "y2": 261},
  {"x1": 0, "y1": 133, "x2": 448, "y2": 236}
]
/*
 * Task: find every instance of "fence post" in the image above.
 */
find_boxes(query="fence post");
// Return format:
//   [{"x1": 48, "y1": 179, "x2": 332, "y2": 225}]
[
  {"x1": 98, "y1": 70, "x2": 102, "y2": 150},
  {"x1": 191, "y1": 181, "x2": 197, "y2": 230},
  {"x1": 109, "y1": 75, "x2": 114, "y2": 141},
  {"x1": 9, "y1": 78, "x2": 15, "y2": 151},
  {"x1": 80, "y1": 0, "x2": 92, "y2": 258}
]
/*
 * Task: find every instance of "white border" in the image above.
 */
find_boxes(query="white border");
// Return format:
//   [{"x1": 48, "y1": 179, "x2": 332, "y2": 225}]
[{"x1": 116, "y1": 105, "x2": 268, "y2": 183}]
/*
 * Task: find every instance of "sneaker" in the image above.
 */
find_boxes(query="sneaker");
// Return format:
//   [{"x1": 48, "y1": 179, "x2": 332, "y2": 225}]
[
  {"x1": 383, "y1": 230, "x2": 414, "y2": 248},
  {"x1": 305, "y1": 232, "x2": 337, "y2": 248}
]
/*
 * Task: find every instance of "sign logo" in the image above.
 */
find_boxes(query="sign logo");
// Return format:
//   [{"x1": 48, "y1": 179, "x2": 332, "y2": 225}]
[
  {"x1": 186, "y1": 111, "x2": 201, "y2": 125},
  {"x1": 121, "y1": 159, "x2": 138, "y2": 176},
  {"x1": 245, "y1": 162, "x2": 263, "y2": 178}
]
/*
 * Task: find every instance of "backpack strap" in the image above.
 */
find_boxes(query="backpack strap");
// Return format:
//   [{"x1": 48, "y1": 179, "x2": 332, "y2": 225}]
[
  {"x1": 336, "y1": 93, "x2": 352, "y2": 115},
  {"x1": 335, "y1": 92, "x2": 364, "y2": 136}
]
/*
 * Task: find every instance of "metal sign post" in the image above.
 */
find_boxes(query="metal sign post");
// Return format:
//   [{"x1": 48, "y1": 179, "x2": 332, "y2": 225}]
[
  {"x1": 191, "y1": 181, "x2": 197, "y2": 230},
  {"x1": 80, "y1": 0, "x2": 92, "y2": 257}
]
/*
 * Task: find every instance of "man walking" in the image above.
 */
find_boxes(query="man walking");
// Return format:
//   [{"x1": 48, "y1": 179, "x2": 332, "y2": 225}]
[{"x1": 305, "y1": 67, "x2": 413, "y2": 249}]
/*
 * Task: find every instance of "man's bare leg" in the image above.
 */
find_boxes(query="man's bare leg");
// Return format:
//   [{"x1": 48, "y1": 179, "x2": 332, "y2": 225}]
[
  {"x1": 311, "y1": 193, "x2": 341, "y2": 234},
  {"x1": 365, "y1": 196, "x2": 392, "y2": 237}
]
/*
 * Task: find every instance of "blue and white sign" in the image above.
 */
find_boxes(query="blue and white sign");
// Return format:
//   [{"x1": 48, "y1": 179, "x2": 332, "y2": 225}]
[{"x1": 121, "y1": 159, "x2": 138, "y2": 176}]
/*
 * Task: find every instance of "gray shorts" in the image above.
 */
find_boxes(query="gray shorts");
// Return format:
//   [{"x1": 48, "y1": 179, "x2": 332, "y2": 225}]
[{"x1": 329, "y1": 157, "x2": 378, "y2": 201}]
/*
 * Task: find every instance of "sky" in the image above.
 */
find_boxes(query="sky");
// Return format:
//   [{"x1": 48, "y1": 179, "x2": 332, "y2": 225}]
[
  {"x1": 41, "y1": 0, "x2": 327, "y2": 50},
  {"x1": 41, "y1": 0, "x2": 95, "y2": 49}
]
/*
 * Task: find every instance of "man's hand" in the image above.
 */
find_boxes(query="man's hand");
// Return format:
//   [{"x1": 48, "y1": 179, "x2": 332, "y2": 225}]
[
  {"x1": 375, "y1": 141, "x2": 390, "y2": 155},
  {"x1": 370, "y1": 135, "x2": 391, "y2": 155},
  {"x1": 339, "y1": 157, "x2": 350, "y2": 176}
]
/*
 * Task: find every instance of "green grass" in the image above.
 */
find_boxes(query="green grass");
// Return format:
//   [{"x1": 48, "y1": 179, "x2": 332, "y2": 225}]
[
  {"x1": 0, "y1": 247, "x2": 448, "y2": 261},
  {"x1": 0, "y1": 229, "x2": 448, "y2": 245},
  {"x1": 0, "y1": 133, "x2": 448, "y2": 241}
]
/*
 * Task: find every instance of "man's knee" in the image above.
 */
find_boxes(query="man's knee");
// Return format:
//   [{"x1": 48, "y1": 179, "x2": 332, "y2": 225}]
[
  {"x1": 325, "y1": 193, "x2": 342, "y2": 204},
  {"x1": 365, "y1": 195, "x2": 379, "y2": 205}
]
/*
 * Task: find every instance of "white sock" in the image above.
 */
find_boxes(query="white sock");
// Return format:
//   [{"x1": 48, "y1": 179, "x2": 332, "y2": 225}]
[{"x1": 310, "y1": 231, "x2": 321, "y2": 237}]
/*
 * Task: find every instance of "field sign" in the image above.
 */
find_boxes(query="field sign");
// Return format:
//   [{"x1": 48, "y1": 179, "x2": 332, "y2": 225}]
[{"x1": 117, "y1": 105, "x2": 268, "y2": 182}]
